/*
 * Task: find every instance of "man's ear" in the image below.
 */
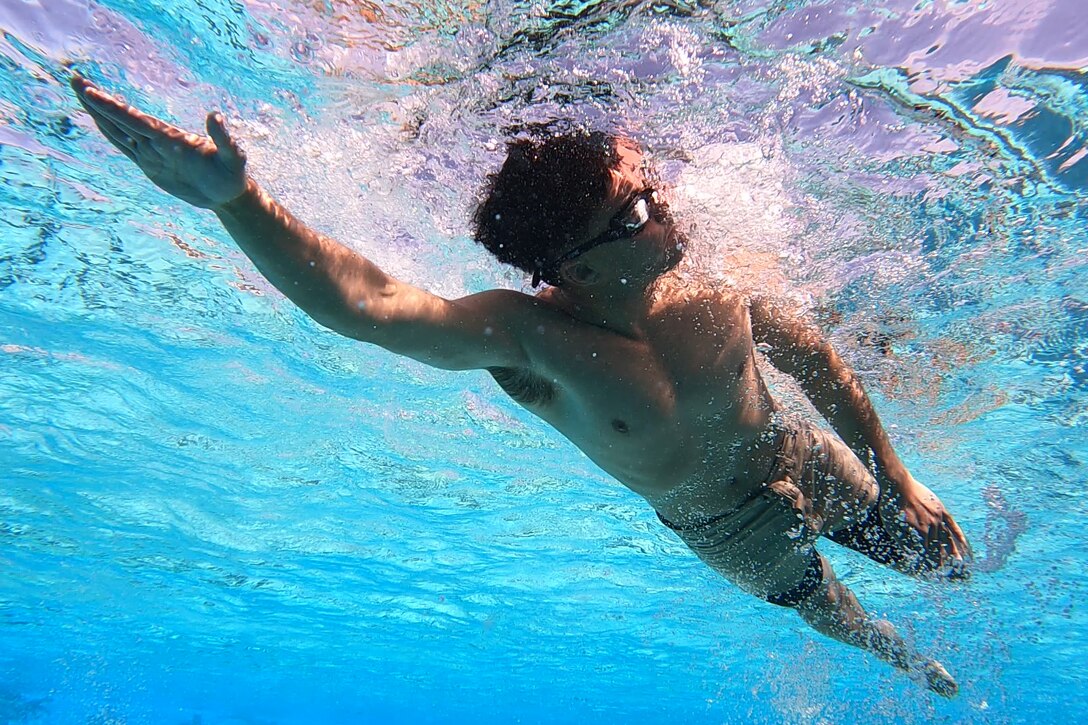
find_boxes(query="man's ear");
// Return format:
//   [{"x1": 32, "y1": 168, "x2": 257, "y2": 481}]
[{"x1": 558, "y1": 260, "x2": 599, "y2": 287}]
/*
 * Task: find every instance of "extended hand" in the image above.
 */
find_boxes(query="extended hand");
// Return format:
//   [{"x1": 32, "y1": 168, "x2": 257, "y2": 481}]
[
  {"x1": 879, "y1": 475, "x2": 972, "y2": 578},
  {"x1": 71, "y1": 76, "x2": 247, "y2": 209}
]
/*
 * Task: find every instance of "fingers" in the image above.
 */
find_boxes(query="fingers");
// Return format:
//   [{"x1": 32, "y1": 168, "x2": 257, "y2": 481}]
[
  {"x1": 908, "y1": 517, "x2": 961, "y2": 576},
  {"x1": 80, "y1": 105, "x2": 141, "y2": 162},
  {"x1": 72, "y1": 76, "x2": 206, "y2": 169},
  {"x1": 880, "y1": 489, "x2": 971, "y2": 580},
  {"x1": 72, "y1": 76, "x2": 175, "y2": 141},
  {"x1": 923, "y1": 523, "x2": 944, "y2": 570},
  {"x1": 935, "y1": 523, "x2": 960, "y2": 567},
  {"x1": 69, "y1": 74, "x2": 94, "y2": 96},
  {"x1": 96, "y1": 120, "x2": 140, "y2": 162},
  {"x1": 934, "y1": 513, "x2": 967, "y2": 562},
  {"x1": 206, "y1": 112, "x2": 246, "y2": 169},
  {"x1": 946, "y1": 514, "x2": 973, "y2": 560},
  {"x1": 935, "y1": 514, "x2": 972, "y2": 580}
]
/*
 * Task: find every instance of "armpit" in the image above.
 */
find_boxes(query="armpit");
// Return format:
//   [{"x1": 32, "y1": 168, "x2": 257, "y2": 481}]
[{"x1": 486, "y1": 366, "x2": 557, "y2": 406}]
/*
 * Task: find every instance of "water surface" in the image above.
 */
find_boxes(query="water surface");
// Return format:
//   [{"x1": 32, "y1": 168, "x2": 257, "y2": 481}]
[{"x1": 1, "y1": 1, "x2": 1086, "y2": 722}]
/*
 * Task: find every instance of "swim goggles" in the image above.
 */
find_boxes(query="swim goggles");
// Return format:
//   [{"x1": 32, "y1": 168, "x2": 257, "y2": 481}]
[{"x1": 532, "y1": 188, "x2": 665, "y2": 287}]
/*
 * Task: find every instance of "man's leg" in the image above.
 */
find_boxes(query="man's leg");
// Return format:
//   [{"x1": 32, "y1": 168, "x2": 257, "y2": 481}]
[
  {"x1": 792, "y1": 553, "x2": 958, "y2": 697},
  {"x1": 825, "y1": 505, "x2": 916, "y2": 572},
  {"x1": 658, "y1": 481, "x2": 958, "y2": 695}
]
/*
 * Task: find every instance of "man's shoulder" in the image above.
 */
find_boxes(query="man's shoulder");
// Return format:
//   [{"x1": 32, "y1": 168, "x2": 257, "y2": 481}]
[
  {"x1": 457, "y1": 287, "x2": 556, "y2": 321},
  {"x1": 459, "y1": 287, "x2": 582, "y2": 348},
  {"x1": 655, "y1": 275, "x2": 752, "y2": 315}
]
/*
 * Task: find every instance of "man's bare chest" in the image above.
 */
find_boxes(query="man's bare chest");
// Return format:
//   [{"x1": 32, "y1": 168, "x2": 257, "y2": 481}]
[{"x1": 500, "y1": 300, "x2": 761, "y2": 488}]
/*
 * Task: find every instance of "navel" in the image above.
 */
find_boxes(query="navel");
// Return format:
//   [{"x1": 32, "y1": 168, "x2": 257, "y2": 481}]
[{"x1": 612, "y1": 419, "x2": 630, "y2": 434}]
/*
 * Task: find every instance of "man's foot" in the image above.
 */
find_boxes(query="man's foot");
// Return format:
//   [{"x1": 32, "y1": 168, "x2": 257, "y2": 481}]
[{"x1": 912, "y1": 658, "x2": 958, "y2": 698}]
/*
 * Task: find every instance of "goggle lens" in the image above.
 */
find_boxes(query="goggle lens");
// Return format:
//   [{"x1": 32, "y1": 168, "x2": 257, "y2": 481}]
[
  {"x1": 532, "y1": 189, "x2": 666, "y2": 287},
  {"x1": 621, "y1": 196, "x2": 651, "y2": 232}
]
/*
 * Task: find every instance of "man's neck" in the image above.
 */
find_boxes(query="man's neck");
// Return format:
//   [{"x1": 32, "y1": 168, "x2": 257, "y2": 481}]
[{"x1": 549, "y1": 278, "x2": 660, "y2": 338}]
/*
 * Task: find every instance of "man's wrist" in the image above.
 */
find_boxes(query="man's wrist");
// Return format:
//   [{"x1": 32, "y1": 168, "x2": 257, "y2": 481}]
[
  {"x1": 877, "y1": 464, "x2": 915, "y2": 495},
  {"x1": 213, "y1": 178, "x2": 260, "y2": 215}
]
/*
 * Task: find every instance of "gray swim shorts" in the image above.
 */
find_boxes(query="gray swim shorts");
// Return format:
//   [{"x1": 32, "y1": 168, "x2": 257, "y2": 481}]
[{"x1": 658, "y1": 417, "x2": 881, "y2": 606}]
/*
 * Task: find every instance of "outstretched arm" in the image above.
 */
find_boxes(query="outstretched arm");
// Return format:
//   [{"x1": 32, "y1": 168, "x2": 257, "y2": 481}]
[
  {"x1": 749, "y1": 296, "x2": 970, "y2": 571},
  {"x1": 212, "y1": 180, "x2": 532, "y2": 370},
  {"x1": 71, "y1": 76, "x2": 530, "y2": 372}
]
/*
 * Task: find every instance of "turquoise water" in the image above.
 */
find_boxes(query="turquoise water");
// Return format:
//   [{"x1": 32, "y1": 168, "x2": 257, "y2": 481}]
[{"x1": 1, "y1": 0, "x2": 1086, "y2": 722}]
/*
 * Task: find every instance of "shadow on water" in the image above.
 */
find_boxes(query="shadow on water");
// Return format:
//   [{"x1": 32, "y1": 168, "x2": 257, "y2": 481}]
[
  {"x1": 975, "y1": 485, "x2": 1028, "y2": 574},
  {"x1": 0, "y1": 686, "x2": 50, "y2": 723}
]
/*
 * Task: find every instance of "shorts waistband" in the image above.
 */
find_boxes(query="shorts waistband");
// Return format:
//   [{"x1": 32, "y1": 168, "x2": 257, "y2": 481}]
[{"x1": 655, "y1": 421, "x2": 792, "y2": 534}]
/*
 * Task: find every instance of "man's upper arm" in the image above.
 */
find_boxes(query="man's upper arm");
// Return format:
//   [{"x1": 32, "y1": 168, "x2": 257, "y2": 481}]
[
  {"x1": 748, "y1": 295, "x2": 828, "y2": 376},
  {"x1": 336, "y1": 284, "x2": 535, "y2": 372}
]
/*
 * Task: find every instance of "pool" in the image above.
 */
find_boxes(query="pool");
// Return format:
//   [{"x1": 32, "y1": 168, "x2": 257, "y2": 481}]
[{"x1": 1, "y1": 0, "x2": 1086, "y2": 722}]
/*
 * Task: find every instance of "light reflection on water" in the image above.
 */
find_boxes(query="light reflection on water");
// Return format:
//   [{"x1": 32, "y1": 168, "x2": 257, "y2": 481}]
[{"x1": 0, "y1": 0, "x2": 1085, "y2": 722}]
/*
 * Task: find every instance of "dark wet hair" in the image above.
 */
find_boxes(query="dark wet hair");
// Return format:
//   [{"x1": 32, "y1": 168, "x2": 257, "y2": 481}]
[{"x1": 471, "y1": 128, "x2": 622, "y2": 286}]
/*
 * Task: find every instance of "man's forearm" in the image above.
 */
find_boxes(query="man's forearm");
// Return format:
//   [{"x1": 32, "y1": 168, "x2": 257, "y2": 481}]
[
  {"x1": 213, "y1": 180, "x2": 390, "y2": 334},
  {"x1": 806, "y1": 345, "x2": 913, "y2": 489}
]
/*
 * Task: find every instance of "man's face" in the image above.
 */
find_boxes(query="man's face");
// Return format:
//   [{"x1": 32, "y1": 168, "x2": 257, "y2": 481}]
[{"x1": 557, "y1": 141, "x2": 684, "y2": 286}]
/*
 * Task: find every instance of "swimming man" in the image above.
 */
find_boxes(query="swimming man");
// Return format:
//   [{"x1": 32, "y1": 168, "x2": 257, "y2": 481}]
[{"x1": 71, "y1": 76, "x2": 971, "y2": 697}]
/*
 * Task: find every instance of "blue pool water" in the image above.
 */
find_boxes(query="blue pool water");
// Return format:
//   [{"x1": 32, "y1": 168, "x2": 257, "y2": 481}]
[{"x1": 1, "y1": 0, "x2": 1086, "y2": 722}]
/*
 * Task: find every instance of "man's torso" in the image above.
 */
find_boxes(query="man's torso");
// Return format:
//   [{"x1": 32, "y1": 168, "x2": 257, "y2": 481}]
[{"x1": 489, "y1": 277, "x2": 781, "y2": 522}]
